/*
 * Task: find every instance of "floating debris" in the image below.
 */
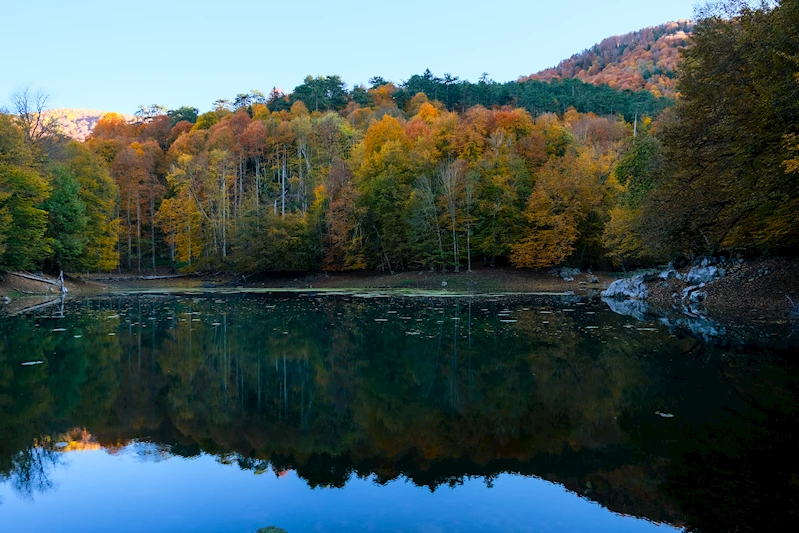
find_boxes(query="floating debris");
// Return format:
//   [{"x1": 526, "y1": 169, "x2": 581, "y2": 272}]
[
  {"x1": 21, "y1": 361, "x2": 44, "y2": 366},
  {"x1": 500, "y1": 319, "x2": 517, "y2": 323},
  {"x1": 655, "y1": 411, "x2": 675, "y2": 418},
  {"x1": 51, "y1": 328, "x2": 67, "y2": 332},
  {"x1": 374, "y1": 318, "x2": 388, "y2": 322}
]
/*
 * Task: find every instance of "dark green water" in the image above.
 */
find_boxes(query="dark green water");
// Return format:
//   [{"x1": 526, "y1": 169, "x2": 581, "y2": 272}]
[{"x1": 1, "y1": 292, "x2": 797, "y2": 532}]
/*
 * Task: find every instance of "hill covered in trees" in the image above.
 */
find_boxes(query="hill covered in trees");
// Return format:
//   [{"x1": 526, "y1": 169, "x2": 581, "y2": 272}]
[
  {"x1": 523, "y1": 21, "x2": 694, "y2": 97},
  {"x1": 1, "y1": 1, "x2": 797, "y2": 275}
]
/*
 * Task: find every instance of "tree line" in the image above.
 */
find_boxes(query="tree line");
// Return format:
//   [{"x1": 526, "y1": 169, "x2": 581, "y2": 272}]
[{"x1": 1, "y1": 0, "x2": 796, "y2": 273}]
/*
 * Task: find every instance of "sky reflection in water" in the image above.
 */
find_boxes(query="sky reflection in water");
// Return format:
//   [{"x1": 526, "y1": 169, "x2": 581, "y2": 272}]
[{"x1": 0, "y1": 447, "x2": 671, "y2": 533}]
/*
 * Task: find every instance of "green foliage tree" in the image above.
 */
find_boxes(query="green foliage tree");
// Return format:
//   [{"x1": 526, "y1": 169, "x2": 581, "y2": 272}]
[
  {"x1": 42, "y1": 166, "x2": 88, "y2": 269},
  {"x1": 652, "y1": 0, "x2": 799, "y2": 254},
  {"x1": 0, "y1": 115, "x2": 51, "y2": 269},
  {"x1": 168, "y1": 106, "x2": 200, "y2": 126}
]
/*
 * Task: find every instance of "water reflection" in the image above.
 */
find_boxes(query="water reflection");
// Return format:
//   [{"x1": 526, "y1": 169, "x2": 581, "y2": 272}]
[{"x1": 1, "y1": 293, "x2": 798, "y2": 531}]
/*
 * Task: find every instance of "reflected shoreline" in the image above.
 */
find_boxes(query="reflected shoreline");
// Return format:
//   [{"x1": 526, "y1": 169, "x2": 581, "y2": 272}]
[{"x1": 2, "y1": 293, "x2": 798, "y2": 531}]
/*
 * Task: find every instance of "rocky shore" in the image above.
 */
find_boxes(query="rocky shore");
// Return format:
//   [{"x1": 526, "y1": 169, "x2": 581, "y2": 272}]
[{"x1": 601, "y1": 256, "x2": 799, "y2": 339}]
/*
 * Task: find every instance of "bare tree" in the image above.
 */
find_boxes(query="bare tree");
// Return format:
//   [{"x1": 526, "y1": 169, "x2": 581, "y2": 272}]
[
  {"x1": 439, "y1": 159, "x2": 466, "y2": 272},
  {"x1": 11, "y1": 86, "x2": 60, "y2": 142}
]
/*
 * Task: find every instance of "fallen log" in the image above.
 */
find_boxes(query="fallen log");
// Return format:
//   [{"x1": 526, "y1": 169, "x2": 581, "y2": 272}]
[
  {"x1": 4, "y1": 296, "x2": 65, "y2": 316},
  {"x1": 8, "y1": 271, "x2": 61, "y2": 286}
]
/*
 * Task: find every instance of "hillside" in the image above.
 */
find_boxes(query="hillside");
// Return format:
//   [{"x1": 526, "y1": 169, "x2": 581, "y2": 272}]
[
  {"x1": 44, "y1": 108, "x2": 134, "y2": 141},
  {"x1": 522, "y1": 21, "x2": 694, "y2": 98}
]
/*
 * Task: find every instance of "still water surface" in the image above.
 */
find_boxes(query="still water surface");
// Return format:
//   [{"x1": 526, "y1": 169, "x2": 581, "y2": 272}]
[{"x1": 1, "y1": 292, "x2": 797, "y2": 532}]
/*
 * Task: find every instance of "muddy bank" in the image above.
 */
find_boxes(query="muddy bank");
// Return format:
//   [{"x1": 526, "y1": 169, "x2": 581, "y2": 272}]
[
  {"x1": 239, "y1": 267, "x2": 610, "y2": 294},
  {"x1": 72, "y1": 267, "x2": 613, "y2": 295}
]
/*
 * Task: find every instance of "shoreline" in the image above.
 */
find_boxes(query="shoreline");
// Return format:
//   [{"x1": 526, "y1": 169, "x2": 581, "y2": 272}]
[{"x1": 3, "y1": 259, "x2": 797, "y2": 327}]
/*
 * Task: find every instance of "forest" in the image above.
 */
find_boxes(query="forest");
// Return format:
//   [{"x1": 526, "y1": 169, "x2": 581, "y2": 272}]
[
  {"x1": 524, "y1": 20, "x2": 694, "y2": 97},
  {"x1": 1, "y1": 0, "x2": 797, "y2": 274}
]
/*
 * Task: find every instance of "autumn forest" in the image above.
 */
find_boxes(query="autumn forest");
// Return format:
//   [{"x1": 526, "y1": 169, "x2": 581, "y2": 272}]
[{"x1": 2, "y1": 1, "x2": 798, "y2": 275}]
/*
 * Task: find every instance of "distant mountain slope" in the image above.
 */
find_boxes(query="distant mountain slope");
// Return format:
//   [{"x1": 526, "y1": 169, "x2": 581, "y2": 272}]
[
  {"x1": 44, "y1": 109, "x2": 135, "y2": 141},
  {"x1": 522, "y1": 21, "x2": 694, "y2": 98}
]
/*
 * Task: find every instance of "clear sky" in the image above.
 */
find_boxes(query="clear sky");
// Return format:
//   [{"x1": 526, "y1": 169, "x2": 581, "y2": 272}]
[{"x1": 1, "y1": 0, "x2": 698, "y2": 114}]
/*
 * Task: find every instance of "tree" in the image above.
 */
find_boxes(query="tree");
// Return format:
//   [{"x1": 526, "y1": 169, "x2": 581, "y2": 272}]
[
  {"x1": 11, "y1": 87, "x2": 60, "y2": 143},
  {"x1": 168, "y1": 106, "x2": 199, "y2": 126},
  {"x1": 0, "y1": 115, "x2": 51, "y2": 269},
  {"x1": 320, "y1": 159, "x2": 365, "y2": 270},
  {"x1": 510, "y1": 150, "x2": 603, "y2": 268},
  {"x1": 438, "y1": 159, "x2": 466, "y2": 271},
  {"x1": 602, "y1": 133, "x2": 666, "y2": 265},
  {"x1": 61, "y1": 142, "x2": 120, "y2": 270},
  {"x1": 42, "y1": 167, "x2": 88, "y2": 269},
  {"x1": 157, "y1": 154, "x2": 205, "y2": 268},
  {"x1": 654, "y1": 0, "x2": 799, "y2": 254}
]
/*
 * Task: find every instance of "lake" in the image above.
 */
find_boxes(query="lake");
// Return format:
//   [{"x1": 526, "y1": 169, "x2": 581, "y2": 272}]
[{"x1": 1, "y1": 291, "x2": 797, "y2": 532}]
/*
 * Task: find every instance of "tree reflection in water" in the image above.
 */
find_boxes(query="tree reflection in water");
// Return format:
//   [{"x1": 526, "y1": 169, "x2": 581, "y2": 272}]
[{"x1": 1, "y1": 293, "x2": 798, "y2": 531}]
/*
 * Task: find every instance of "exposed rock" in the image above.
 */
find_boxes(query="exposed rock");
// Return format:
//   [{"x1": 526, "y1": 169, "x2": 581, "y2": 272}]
[
  {"x1": 659, "y1": 264, "x2": 678, "y2": 280},
  {"x1": 689, "y1": 290, "x2": 707, "y2": 303},
  {"x1": 681, "y1": 285, "x2": 699, "y2": 299},
  {"x1": 441, "y1": 281, "x2": 447, "y2": 287},
  {"x1": 601, "y1": 274, "x2": 651, "y2": 300},
  {"x1": 685, "y1": 266, "x2": 725, "y2": 285},
  {"x1": 660, "y1": 315, "x2": 727, "y2": 343},
  {"x1": 552, "y1": 267, "x2": 581, "y2": 280},
  {"x1": 603, "y1": 297, "x2": 650, "y2": 321},
  {"x1": 588, "y1": 276, "x2": 599, "y2": 284}
]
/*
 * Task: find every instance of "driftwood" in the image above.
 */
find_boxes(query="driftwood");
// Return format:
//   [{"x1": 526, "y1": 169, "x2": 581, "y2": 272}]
[
  {"x1": 3, "y1": 296, "x2": 65, "y2": 317},
  {"x1": 137, "y1": 274, "x2": 196, "y2": 280},
  {"x1": 8, "y1": 271, "x2": 67, "y2": 293},
  {"x1": 8, "y1": 271, "x2": 61, "y2": 286}
]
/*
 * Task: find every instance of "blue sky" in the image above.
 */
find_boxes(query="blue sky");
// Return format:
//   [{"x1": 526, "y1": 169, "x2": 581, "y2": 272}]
[{"x1": 1, "y1": 0, "x2": 697, "y2": 113}]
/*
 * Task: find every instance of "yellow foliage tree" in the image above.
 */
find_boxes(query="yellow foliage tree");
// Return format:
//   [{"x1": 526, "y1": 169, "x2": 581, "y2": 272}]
[{"x1": 511, "y1": 150, "x2": 603, "y2": 268}]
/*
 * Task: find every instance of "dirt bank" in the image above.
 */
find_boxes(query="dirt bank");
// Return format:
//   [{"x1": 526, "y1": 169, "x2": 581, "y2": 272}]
[{"x1": 647, "y1": 257, "x2": 799, "y2": 323}]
